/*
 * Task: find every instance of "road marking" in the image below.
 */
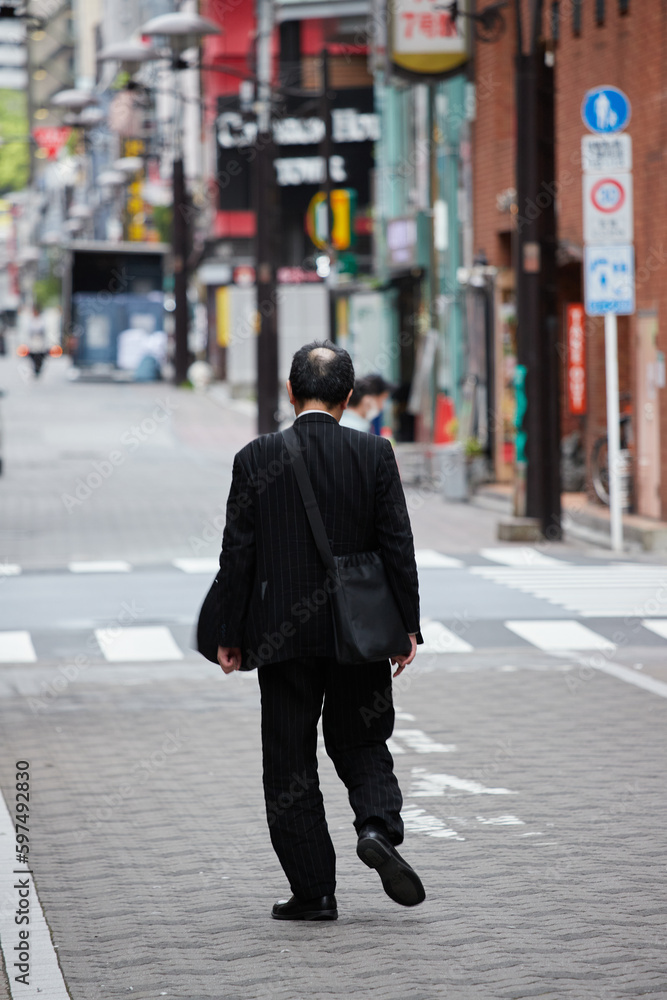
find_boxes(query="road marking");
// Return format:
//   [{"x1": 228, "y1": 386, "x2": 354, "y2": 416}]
[
  {"x1": 68, "y1": 560, "x2": 132, "y2": 573},
  {"x1": 0, "y1": 794, "x2": 70, "y2": 1000},
  {"x1": 0, "y1": 631, "x2": 37, "y2": 663},
  {"x1": 476, "y1": 814, "x2": 525, "y2": 825},
  {"x1": 394, "y1": 730, "x2": 456, "y2": 753},
  {"x1": 95, "y1": 626, "x2": 183, "y2": 662},
  {"x1": 641, "y1": 619, "x2": 667, "y2": 640},
  {"x1": 560, "y1": 651, "x2": 667, "y2": 699},
  {"x1": 409, "y1": 768, "x2": 516, "y2": 797},
  {"x1": 415, "y1": 550, "x2": 463, "y2": 569},
  {"x1": 472, "y1": 564, "x2": 667, "y2": 617},
  {"x1": 172, "y1": 558, "x2": 219, "y2": 574},
  {"x1": 479, "y1": 547, "x2": 564, "y2": 567},
  {"x1": 419, "y1": 621, "x2": 473, "y2": 654},
  {"x1": 0, "y1": 563, "x2": 20, "y2": 576},
  {"x1": 505, "y1": 620, "x2": 616, "y2": 652},
  {"x1": 402, "y1": 803, "x2": 464, "y2": 840},
  {"x1": 386, "y1": 737, "x2": 405, "y2": 755}
]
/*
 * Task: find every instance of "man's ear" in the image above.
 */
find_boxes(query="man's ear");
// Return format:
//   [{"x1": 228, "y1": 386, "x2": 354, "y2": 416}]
[
  {"x1": 342, "y1": 388, "x2": 353, "y2": 409},
  {"x1": 286, "y1": 380, "x2": 296, "y2": 406}
]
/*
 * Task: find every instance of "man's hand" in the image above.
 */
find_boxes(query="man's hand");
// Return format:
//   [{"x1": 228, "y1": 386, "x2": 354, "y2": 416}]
[
  {"x1": 391, "y1": 634, "x2": 417, "y2": 678},
  {"x1": 218, "y1": 646, "x2": 242, "y2": 674}
]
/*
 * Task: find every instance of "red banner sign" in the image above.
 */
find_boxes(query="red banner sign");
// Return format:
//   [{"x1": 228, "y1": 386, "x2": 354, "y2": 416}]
[
  {"x1": 567, "y1": 304, "x2": 587, "y2": 415},
  {"x1": 33, "y1": 126, "x2": 72, "y2": 160}
]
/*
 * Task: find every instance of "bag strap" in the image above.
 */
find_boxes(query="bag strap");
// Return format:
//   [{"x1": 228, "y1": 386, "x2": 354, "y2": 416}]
[{"x1": 283, "y1": 426, "x2": 336, "y2": 573}]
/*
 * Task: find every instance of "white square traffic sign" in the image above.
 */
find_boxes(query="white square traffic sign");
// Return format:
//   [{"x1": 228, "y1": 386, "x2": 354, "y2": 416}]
[
  {"x1": 583, "y1": 171, "x2": 633, "y2": 243},
  {"x1": 584, "y1": 244, "x2": 635, "y2": 316},
  {"x1": 582, "y1": 134, "x2": 632, "y2": 172}
]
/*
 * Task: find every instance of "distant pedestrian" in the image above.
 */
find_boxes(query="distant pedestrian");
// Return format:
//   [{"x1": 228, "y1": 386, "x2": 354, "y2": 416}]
[
  {"x1": 216, "y1": 341, "x2": 425, "y2": 920},
  {"x1": 339, "y1": 373, "x2": 393, "y2": 433},
  {"x1": 27, "y1": 307, "x2": 48, "y2": 376}
]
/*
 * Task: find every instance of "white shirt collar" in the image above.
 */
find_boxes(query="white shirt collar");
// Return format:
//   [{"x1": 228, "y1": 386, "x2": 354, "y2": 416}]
[{"x1": 296, "y1": 409, "x2": 337, "y2": 419}]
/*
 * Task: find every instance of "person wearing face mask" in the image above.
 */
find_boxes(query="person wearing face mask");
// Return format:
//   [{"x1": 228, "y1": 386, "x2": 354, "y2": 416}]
[{"x1": 339, "y1": 373, "x2": 393, "y2": 433}]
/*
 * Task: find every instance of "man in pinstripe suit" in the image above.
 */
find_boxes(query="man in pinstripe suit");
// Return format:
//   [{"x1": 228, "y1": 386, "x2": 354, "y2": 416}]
[{"x1": 217, "y1": 341, "x2": 425, "y2": 920}]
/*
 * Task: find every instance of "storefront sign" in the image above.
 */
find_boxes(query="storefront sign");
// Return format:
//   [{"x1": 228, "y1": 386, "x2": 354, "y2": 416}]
[
  {"x1": 567, "y1": 304, "x2": 587, "y2": 415},
  {"x1": 274, "y1": 155, "x2": 346, "y2": 187},
  {"x1": 390, "y1": 0, "x2": 470, "y2": 77},
  {"x1": 217, "y1": 109, "x2": 380, "y2": 149},
  {"x1": 33, "y1": 126, "x2": 71, "y2": 160},
  {"x1": 387, "y1": 217, "x2": 417, "y2": 267}
]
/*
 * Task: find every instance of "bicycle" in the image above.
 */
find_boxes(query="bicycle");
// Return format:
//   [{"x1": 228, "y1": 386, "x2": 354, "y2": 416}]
[{"x1": 590, "y1": 396, "x2": 633, "y2": 508}]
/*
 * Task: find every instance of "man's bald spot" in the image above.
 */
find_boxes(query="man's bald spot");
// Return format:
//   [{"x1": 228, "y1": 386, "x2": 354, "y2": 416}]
[{"x1": 308, "y1": 346, "x2": 337, "y2": 372}]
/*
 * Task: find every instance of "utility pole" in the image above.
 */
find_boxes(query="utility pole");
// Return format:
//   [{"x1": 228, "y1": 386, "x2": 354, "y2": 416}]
[
  {"x1": 514, "y1": 0, "x2": 561, "y2": 538},
  {"x1": 172, "y1": 153, "x2": 190, "y2": 384},
  {"x1": 255, "y1": 0, "x2": 279, "y2": 434}
]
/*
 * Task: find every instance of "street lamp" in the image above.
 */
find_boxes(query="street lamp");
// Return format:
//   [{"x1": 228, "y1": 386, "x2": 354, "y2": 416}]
[
  {"x1": 50, "y1": 89, "x2": 97, "y2": 112},
  {"x1": 140, "y1": 11, "x2": 220, "y2": 385}
]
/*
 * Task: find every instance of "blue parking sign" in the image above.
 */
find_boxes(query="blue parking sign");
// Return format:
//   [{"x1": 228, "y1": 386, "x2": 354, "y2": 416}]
[{"x1": 582, "y1": 87, "x2": 631, "y2": 134}]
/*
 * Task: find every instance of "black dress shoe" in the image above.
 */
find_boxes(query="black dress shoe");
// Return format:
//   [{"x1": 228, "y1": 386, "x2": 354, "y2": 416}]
[
  {"x1": 357, "y1": 825, "x2": 425, "y2": 907},
  {"x1": 271, "y1": 894, "x2": 338, "y2": 921}
]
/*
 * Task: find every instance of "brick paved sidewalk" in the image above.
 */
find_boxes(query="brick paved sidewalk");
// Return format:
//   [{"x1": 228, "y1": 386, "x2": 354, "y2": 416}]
[{"x1": 0, "y1": 650, "x2": 665, "y2": 999}]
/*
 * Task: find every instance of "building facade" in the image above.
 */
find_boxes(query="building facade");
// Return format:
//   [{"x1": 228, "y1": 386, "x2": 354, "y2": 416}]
[{"x1": 472, "y1": 1, "x2": 667, "y2": 519}]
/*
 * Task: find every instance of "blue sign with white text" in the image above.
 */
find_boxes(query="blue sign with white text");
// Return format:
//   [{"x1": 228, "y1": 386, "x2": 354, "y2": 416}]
[
  {"x1": 584, "y1": 244, "x2": 635, "y2": 316},
  {"x1": 582, "y1": 87, "x2": 631, "y2": 134}
]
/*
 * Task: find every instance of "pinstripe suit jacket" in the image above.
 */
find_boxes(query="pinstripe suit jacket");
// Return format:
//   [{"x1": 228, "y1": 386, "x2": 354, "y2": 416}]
[{"x1": 217, "y1": 411, "x2": 421, "y2": 669}]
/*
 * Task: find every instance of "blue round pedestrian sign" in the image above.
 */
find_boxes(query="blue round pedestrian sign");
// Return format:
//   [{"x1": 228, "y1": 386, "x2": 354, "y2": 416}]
[{"x1": 581, "y1": 86, "x2": 631, "y2": 134}]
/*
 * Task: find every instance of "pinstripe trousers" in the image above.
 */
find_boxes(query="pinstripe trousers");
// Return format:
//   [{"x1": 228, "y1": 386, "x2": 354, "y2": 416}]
[{"x1": 258, "y1": 656, "x2": 404, "y2": 899}]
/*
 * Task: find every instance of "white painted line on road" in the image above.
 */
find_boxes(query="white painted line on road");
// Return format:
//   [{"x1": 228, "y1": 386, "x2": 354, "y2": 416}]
[
  {"x1": 402, "y1": 803, "x2": 464, "y2": 840},
  {"x1": 0, "y1": 632, "x2": 37, "y2": 663},
  {"x1": 415, "y1": 550, "x2": 464, "y2": 569},
  {"x1": 0, "y1": 792, "x2": 70, "y2": 1000},
  {"x1": 563, "y1": 652, "x2": 667, "y2": 699},
  {"x1": 505, "y1": 620, "x2": 616, "y2": 652},
  {"x1": 409, "y1": 768, "x2": 517, "y2": 797},
  {"x1": 394, "y1": 730, "x2": 457, "y2": 753},
  {"x1": 479, "y1": 547, "x2": 564, "y2": 567},
  {"x1": 68, "y1": 560, "x2": 132, "y2": 573},
  {"x1": 95, "y1": 626, "x2": 183, "y2": 662},
  {"x1": 419, "y1": 621, "x2": 473, "y2": 654},
  {"x1": 471, "y1": 565, "x2": 667, "y2": 617},
  {"x1": 641, "y1": 619, "x2": 667, "y2": 640},
  {"x1": 476, "y1": 814, "x2": 525, "y2": 825},
  {"x1": 0, "y1": 563, "x2": 21, "y2": 576},
  {"x1": 386, "y1": 738, "x2": 405, "y2": 755},
  {"x1": 172, "y1": 558, "x2": 219, "y2": 574}
]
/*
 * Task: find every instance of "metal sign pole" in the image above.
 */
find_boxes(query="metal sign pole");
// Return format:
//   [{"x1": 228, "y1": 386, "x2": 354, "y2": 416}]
[{"x1": 604, "y1": 312, "x2": 623, "y2": 552}]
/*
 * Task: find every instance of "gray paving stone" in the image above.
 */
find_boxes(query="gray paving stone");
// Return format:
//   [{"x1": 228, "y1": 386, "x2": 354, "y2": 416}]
[{"x1": 0, "y1": 653, "x2": 665, "y2": 998}]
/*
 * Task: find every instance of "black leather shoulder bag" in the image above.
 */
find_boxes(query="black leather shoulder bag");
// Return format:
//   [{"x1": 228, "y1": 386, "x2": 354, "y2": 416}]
[{"x1": 283, "y1": 426, "x2": 411, "y2": 666}]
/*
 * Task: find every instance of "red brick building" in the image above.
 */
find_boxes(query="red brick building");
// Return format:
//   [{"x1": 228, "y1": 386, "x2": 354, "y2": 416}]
[{"x1": 472, "y1": 1, "x2": 667, "y2": 519}]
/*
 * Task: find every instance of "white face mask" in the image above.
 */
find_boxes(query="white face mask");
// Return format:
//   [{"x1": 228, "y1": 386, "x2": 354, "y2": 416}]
[{"x1": 364, "y1": 403, "x2": 381, "y2": 423}]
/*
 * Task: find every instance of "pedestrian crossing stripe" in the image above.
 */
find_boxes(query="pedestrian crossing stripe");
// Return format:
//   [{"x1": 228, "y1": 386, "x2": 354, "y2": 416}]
[
  {"x1": 94, "y1": 626, "x2": 183, "y2": 662},
  {"x1": 504, "y1": 620, "x2": 616, "y2": 652},
  {"x1": 68, "y1": 560, "x2": 132, "y2": 573},
  {"x1": 642, "y1": 619, "x2": 667, "y2": 640},
  {"x1": 470, "y1": 564, "x2": 667, "y2": 617},
  {"x1": 1, "y1": 618, "x2": 667, "y2": 664},
  {"x1": 419, "y1": 621, "x2": 474, "y2": 653},
  {"x1": 479, "y1": 547, "x2": 565, "y2": 567},
  {"x1": 1, "y1": 547, "x2": 654, "y2": 577},
  {"x1": 172, "y1": 558, "x2": 219, "y2": 574},
  {"x1": 0, "y1": 631, "x2": 36, "y2": 663},
  {"x1": 414, "y1": 550, "x2": 464, "y2": 569}
]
